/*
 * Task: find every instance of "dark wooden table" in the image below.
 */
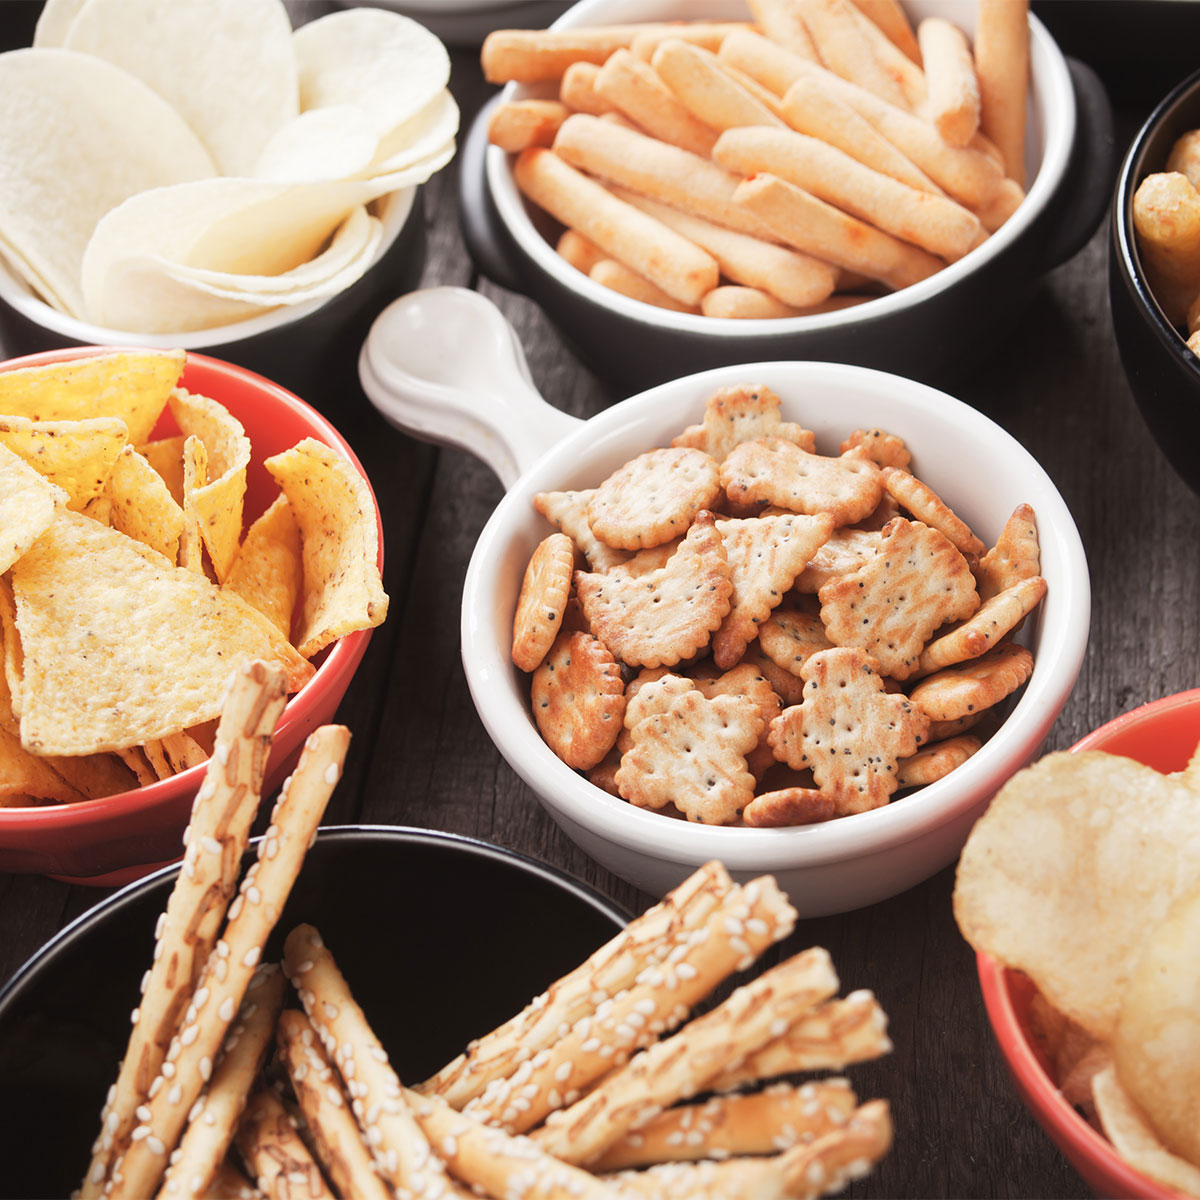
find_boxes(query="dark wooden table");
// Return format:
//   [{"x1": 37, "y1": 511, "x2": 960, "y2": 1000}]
[{"x1": 2, "y1": 5, "x2": 1199, "y2": 1197}]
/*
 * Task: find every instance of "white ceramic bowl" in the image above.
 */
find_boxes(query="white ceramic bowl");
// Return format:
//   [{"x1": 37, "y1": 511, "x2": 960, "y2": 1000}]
[
  {"x1": 360, "y1": 287, "x2": 1091, "y2": 914},
  {"x1": 461, "y1": 0, "x2": 1114, "y2": 389}
]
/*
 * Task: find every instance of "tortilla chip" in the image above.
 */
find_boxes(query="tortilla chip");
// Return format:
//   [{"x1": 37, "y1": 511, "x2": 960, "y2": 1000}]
[
  {"x1": 83, "y1": 494, "x2": 113, "y2": 525},
  {"x1": 223, "y1": 493, "x2": 301, "y2": 639},
  {"x1": 179, "y1": 434, "x2": 208, "y2": 574},
  {"x1": 0, "y1": 349, "x2": 184, "y2": 443},
  {"x1": 0, "y1": 414, "x2": 127, "y2": 510},
  {"x1": 265, "y1": 437, "x2": 387, "y2": 657},
  {"x1": 0, "y1": 724, "x2": 88, "y2": 804},
  {"x1": 105, "y1": 443, "x2": 185, "y2": 562},
  {"x1": 44, "y1": 751, "x2": 139, "y2": 800},
  {"x1": 115, "y1": 745, "x2": 157, "y2": 786},
  {"x1": 138, "y1": 434, "x2": 186, "y2": 506},
  {"x1": 0, "y1": 578, "x2": 23, "y2": 719},
  {"x1": 0, "y1": 441, "x2": 66, "y2": 573},
  {"x1": 169, "y1": 387, "x2": 249, "y2": 581},
  {"x1": 11, "y1": 509, "x2": 313, "y2": 756}
]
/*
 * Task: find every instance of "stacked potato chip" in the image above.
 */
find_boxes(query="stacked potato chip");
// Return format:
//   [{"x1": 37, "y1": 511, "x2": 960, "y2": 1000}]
[
  {"x1": 0, "y1": 349, "x2": 387, "y2": 807},
  {"x1": 0, "y1": 0, "x2": 458, "y2": 332}
]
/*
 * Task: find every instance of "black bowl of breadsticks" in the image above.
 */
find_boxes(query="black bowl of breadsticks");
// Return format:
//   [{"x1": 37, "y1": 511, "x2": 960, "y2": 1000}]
[{"x1": 460, "y1": 0, "x2": 1114, "y2": 392}]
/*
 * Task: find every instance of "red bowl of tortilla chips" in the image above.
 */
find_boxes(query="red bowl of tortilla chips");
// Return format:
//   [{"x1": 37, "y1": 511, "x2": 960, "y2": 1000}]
[{"x1": 0, "y1": 346, "x2": 386, "y2": 883}]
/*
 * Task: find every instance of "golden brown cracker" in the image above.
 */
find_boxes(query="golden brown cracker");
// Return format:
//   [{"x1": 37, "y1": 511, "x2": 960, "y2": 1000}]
[
  {"x1": 671, "y1": 383, "x2": 816, "y2": 461},
  {"x1": 908, "y1": 640, "x2": 1034, "y2": 722},
  {"x1": 743, "y1": 786, "x2": 837, "y2": 827},
  {"x1": 757, "y1": 608, "x2": 834, "y2": 677},
  {"x1": 533, "y1": 487, "x2": 630, "y2": 572},
  {"x1": 879, "y1": 466, "x2": 986, "y2": 559},
  {"x1": 793, "y1": 527, "x2": 882, "y2": 592},
  {"x1": 895, "y1": 733, "x2": 982, "y2": 787},
  {"x1": 976, "y1": 502, "x2": 1040, "y2": 602},
  {"x1": 839, "y1": 428, "x2": 912, "y2": 470},
  {"x1": 512, "y1": 532, "x2": 576, "y2": 673}
]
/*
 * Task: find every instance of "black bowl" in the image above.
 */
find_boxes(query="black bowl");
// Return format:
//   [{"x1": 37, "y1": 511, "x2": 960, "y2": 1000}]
[
  {"x1": 0, "y1": 826, "x2": 629, "y2": 1199},
  {"x1": 1110, "y1": 67, "x2": 1200, "y2": 497}
]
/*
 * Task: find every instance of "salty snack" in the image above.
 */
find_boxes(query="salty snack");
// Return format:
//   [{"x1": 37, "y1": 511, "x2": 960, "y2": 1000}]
[
  {"x1": 485, "y1": 2, "x2": 1031, "y2": 319},
  {"x1": 513, "y1": 382, "x2": 1046, "y2": 826}
]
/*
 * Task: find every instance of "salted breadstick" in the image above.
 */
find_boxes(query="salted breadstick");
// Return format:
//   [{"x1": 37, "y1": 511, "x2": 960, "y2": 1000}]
[
  {"x1": 488, "y1": 99, "x2": 570, "y2": 153},
  {"x1": 235, "y1": 1086, "x2": 333, "y2": 1199},
  {"x1": 1132, "y1": 171, "x2": 1200, "y2": 324},
  {"x1": 107, "y1": 725, "x2": 351, "y2": 1200},
  {"x1": 734, "y1": 173, "x2": 943, "y2": 291},
  {"x1": 718, "y1": 26, "x2": 813, "y2": 96},
  {"x1": 560, "y1": 60, "x2": 614, "y2": 116},
  {"x1": 552, "y1": 113, "x2": 774, "y2": 239},
  {"x1": 514, "y1": 147, "x2": 718, "y2": 305},
  {"x1": 533, "y1": 948, "x2": 841, "y2": 1165},
  {"x1": 206, "y1": 1159, "x2": 259, "y2": 1199},
  {"x1": 843, "y1": 0, "x2": 927, "y2": 111},
  {"x1": 466, "y1": 876, "x2": 799, "y2": 1135},
  {"x1": 275, "y1": 1010, "x2": 392, "y2": 1200},
  {"x1": 594, "y1": 49, "x2": 718, "y2": 158},
  {"x1": 556, "y1": 229, "x2": 608, "y2": 274},
  {"x1": 157, "y1": 965, "x2": 288, "y2": 1200},
  {"x1": 918, "y1": 17, "x2": 980, "y2": 148},
  {"x1": 849, "y1": 0, "x2": 921, "y2": 63},
  {"x1": 975, "y1": 0, "x2": 1030, "y2": 186},
  {"x1": 420, "y1": 861, "x2": 735, "y2": 1108},
  {"x1": 702, "y1": 286, "x2": 872, "y2": 319},
  {"x1": 81, "y1": 661, "x2": 289, "y2": 1199},
  {"x1": 626, "y1": 21, "x2": 753, "y2": 62},
  {"x1": 708, "y1": 988, "x2": 892, "y2": 1091},
  {"x1": 590, "y1": 1078, "x2": 860, "y2": 1171},
  {"x1": 793, "y1": 0, "x2": 910, "y2": 110},
  {"x1": 590, "y1": 259, "x2": 702, "y2": 312},
  {"x1": 611, "y1": 185, "x2": 838, "y2": 307},
  {"x1": 972, "y1": 175, "x2": 1025, "y2": 232},
  {"x1": 650, "y1": 38, "x2": 786, "y2": 132},
  {"x1": 746, "y1": 0, "x2": 819, "y2": 60}
]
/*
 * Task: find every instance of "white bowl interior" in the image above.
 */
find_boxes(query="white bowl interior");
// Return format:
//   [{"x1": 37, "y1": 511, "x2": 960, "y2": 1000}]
[
  {"x1": 486, "y1": 0, "x2": 1076, "y2": 337},
  {"x1": 461, "y1": 362, "x2": 1090, "y2": 902}
]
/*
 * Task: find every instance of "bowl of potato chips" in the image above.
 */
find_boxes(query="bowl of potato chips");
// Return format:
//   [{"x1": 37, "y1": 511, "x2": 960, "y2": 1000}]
[
  {"x1": 0, "y1": 346, "x2": 388, "y2": 883},
  {"x1": 958, "y1": 690, "x2": 1200, "y2": 1198}
]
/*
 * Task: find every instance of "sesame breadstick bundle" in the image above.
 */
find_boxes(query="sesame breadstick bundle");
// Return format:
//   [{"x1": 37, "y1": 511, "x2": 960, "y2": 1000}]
[
  {"x1": 107, "y1": 725, "x2": 351, "y2": 1200},
  {"x1": 235, "y1": 1086, "x2": 334, "y2": 1199},
  {"x1": 81, "y1": 661, "x2": 289, "y2": 1199}
]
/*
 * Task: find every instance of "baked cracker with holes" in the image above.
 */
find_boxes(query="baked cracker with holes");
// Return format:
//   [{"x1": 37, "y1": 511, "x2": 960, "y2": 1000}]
[
  {"x1": 534, "y1": 488, "x2": 630, "y2": 572},
  {"x1": 757, "y1": 608, "x2": 834, "y2": 678},
  {"x1": 908, "y1": 640, "x2": 1034, "y2": 723},
  {"x1": 839, "y1": 428, "x2": 912, "y2": 470},
  {"x1": 879, "y1": 466, "x2": 986, "y2": 559},
  {"x1": 512, "y1": 532, "x2": 576, "y2": 673},
  {"x1": 896, "y1": 733, "x2": 982, "y2": 788},
  {"x1": 975, "y1": 503, "x2": 1040, "y2": 602},
  {"x1": 793, "y1": 527, "x2": 882, "y2": 593},
  {"x1": 690, "y1": 660, "x2": 784, "y2": 780},
  {"x1": 671, "y1": 383, "x2": 816, "y2": 462}
]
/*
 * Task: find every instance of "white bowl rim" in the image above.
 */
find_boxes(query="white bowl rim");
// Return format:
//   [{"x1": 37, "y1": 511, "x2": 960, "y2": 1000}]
[
  {"x1": 0, "y1": 187, "x2": 417, "y2": 351},
  {"x1": 485, "y1": 0, "x2": 1077, "y2": 336},
  {"x1": 460, "y1": 359, "x2": 1091, "y2": 872}
]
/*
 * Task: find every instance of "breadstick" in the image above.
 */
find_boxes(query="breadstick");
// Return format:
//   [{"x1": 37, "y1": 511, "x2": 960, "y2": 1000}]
[
  {"x1": 718, "y1": 26, "x2": 812, "y2": 97},
  {"x1": 156, "y1": 965, "x2": 287, "y2": 1200},
  {"x1": 532, "y1": 947, "x2": 841, "y2": 1165},
  {"x1": 551, "y1": 113, "x2": 774, "y2": 239},
  {"x1": 1132, "y1": 171, "x2": 1200, "y2": 324},
  {"x1": 708, "y1": 988, "x2": 892, "y2": 1091},
  {"x1": 918, "y1": 17, "x2": 980, "y2": 148},
  {"x1": 81, "y1": 661, "x2": 289, "y2": 1199},
  {"x1": 590, "y1": 259, "x2": 702, "y2": 312},
  {"x1": 107, "y1": 725, "x2": 351, "y2": 1200},
  {"x1": 716, "y1": 60, "x2": 792, "y2": 122},
  {"x1": 973, "y1": 175, "x2": 1025, "y2": 232},
  {"x1": 275, "y1": 1009, "x2": 392, "y2": 1200},
  {"x1": 594, "y1": 49, "x2": 718, "y2": 158},
  {"x1": 611, "y1": 185, "x2": 838, "y2": 307},
  {"x1": 419, "y1": 860, "x2": 735, "y2": 1108},
  {"x1": 849, "y1": 0, "x2": 920, "y2": 63},
  {"x1": 206, "y1": 1159, "x2": 259, "y2": 1199},
  {"x1": 1167, "y1": 129, "x2": 1200, "y2": 190},
  {"x1": 702, "y1": 286, "x2": 872, "y2": 319},
  {"x1": 746, "y1": 0, "x2": 819, "y2": 60},
  {"x1": 733, "y1": 173, "x2": 943, "y2": 291},
  {"x1": 974, "y1": 0, "x2": 1030, "y2": 186},
  {"x1": 514, "y1": 146, "x2": 718, "y2": 305},
  {"x1": 650, "y1": 39, "x2": 786, "y2": 132},
  {"x1": 843, "y1": 0, "x2": 927, "y2": 111},
  {"x1": 561, "y1": 60, "x2": 615, "y2": 117},
  {"x1": 235, "y1": 1086, "x2": 333, "y2": 1199},
  {"x1": 283, "y1": 924, "x2": 462, "y2": 1197},
  {"x1": 793, "y1": 0, "x2": 910, "y2": 110},
  {"x1": 487, "y1": 99, "x2": 570, "y2": 153},
  {"x1": 556, "y1": 228, "x2": 608, "y2": 274},
  {"x1": 590, "y1": 1078, "x2": 860, "y2": 1171},
  {"x1": 625, "y1": 21, "x2": 754, "y2": 62},
  {"x1": 465, "y1": 876, "x2": 799, "y2": 1135},
  {"x1": 716, "y1": 126, "x2": 984, "y2": 261}
]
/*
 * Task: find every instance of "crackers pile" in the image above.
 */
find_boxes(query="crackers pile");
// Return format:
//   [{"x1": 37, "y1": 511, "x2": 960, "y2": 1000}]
[
  {"x1": 513, "y1": 383, "x2": 1046, "y2": 826},
  {"x1": 0, "y1": 349, "x2": 387, "y2": 808}
]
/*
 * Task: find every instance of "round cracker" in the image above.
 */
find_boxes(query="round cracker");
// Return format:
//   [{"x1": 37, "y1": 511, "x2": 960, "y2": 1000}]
[
  {"x1": 512, "y1": 532, "x2": 575, "y2": 673},
  {"x1": 531, "y1": 630, "x2": 625, "y2": 771}
]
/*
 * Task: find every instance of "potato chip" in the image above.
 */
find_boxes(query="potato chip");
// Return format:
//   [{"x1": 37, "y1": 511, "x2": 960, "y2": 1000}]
[
  {"x1": 0, "y1": 442, "x2": 66, "y2": 573},
  {"x1": 0, "y1": 349, "x2": 183, "y2": 445},
  {"x1": 953, "y1": 749, "x2": 1200, "y2": 1040},
  {"x1": 104, "y1": 445, "x2": 186, "y2": 562},
  {"x1": 11, "y1": 510, "x2": 313, "y2": 756},
  {"x1": 0, "y1": 414, "x2": 127, "y2": 510},
  {"x1": 169, "y1": 389, "x2": 250, "y2": 581},
  {"x1": 0, "y1": 723, "x2": 87, "y2": 805},
  {"x1": 138, "y1": 435, "x2": 186, "y2": 506},
  {"x1": 265, "y1": 438, "x2": 387, "y2": 658},
  {"x1": 224, "y1": 494, "x2": 302, "y2": 639}
]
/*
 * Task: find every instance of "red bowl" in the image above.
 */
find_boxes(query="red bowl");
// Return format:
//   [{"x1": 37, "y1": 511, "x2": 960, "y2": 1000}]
[
  {"x1": 977, "y1": 688, "x2": 1200, "y2": 1199},
  {"x1": 0, "y1": 347, "x2": 382, "y2": 884}
]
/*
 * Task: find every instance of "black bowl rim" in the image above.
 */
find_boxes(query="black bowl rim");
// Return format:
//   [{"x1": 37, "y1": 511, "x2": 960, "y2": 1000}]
[
  {"x1": 1113, "y1": 64, "x2": 1200, "y2": 376},
  {"x1": 0, "y1": 824, "x2": 633, "y2": 1015}
]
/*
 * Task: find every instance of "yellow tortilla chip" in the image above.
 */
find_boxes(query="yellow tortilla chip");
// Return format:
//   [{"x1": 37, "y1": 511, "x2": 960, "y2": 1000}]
[
  {"x1": 116, "y1": 745, "x2": 157, "y2": 786},
  {"x1": 179, "y1": 435, "x2": 208, "y2": 574},
  {"x1": 0, "y1": 441, "x2": 66, "y2": 573},
  {"x1": 265, "y1": 437, "x2": 387, "y2": 658},
  {"x1": 168, "y1": 388, "x2": 249, "y2": 581},
  {"x1": 83, "y1": 494, "x2": 113, "y2": 525},
  {"x1": 104, "y1": 443, "x2": 185, "y2": 562},
  {"x1": 0, "y1": 578, "x2": 23, "y2": 719},
  {"x1": 43, "y1": 751, "x2": 138, "y2": 800},
  {"x1": 0, "y1": 724, "x2": 88, "y2": 805},
  {"x1": 0, "y1": 349, "x2": 184, "y2": 443},
  {"x1": 223, "y1": 493, "x2": 301, "y2": 639},
  {"x1": 138, "y1": 434, "x2": 186, "y2": 506},
  {"x1": 11, "y1": 509, "x2": 314, "y2": 756},
  {"x1": 0, "y1": 414, "x2": 128, "y2": 510}
]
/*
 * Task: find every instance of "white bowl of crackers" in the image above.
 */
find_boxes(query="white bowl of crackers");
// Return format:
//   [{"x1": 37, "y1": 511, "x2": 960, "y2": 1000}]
[{"x1": 360, "y1": 288, "x2": 1090, "y2": 916}]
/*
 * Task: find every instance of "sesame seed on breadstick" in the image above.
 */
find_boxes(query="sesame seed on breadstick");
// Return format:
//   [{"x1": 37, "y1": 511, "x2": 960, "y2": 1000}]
[
  {"x1": 419, "y1": 860, "x2": 735, "y2": 1108},
  {"x1": 235, "y1": 1086, "x2": 333, "y2": 1199},
  {"x1": 532, "y1": 947, "x2": 842, "y2": 1166},
  {"x1": 464, "y1": 875, "x2": 799, "y2": 1135},
  {"x1": 107, "y1": 724, "x2": 351, "y2": 1200},
  {"x1": 81, "y1": 661, "x2": 289, "y2": 1199},
  {"x1": 156, "y1": 964, "x2": 287, "y2": 1199}
]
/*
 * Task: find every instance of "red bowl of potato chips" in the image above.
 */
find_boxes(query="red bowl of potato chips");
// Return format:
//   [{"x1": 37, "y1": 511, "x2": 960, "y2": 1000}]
[
  {"x1": 0, "y1": 346, "x2": 386, "y2": 883},
  {"x1": 973, "y1": 689, "x2": 1200, "y2": 1200}
]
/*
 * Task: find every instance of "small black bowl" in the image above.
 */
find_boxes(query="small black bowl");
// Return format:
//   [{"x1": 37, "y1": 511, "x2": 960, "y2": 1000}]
[
  {"x1": 0, "y1": 826, "x2": 629, "y2": 1200},
  {"x1": 1110, "y1": 67, "x2": 1200, "y2": 497}
]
